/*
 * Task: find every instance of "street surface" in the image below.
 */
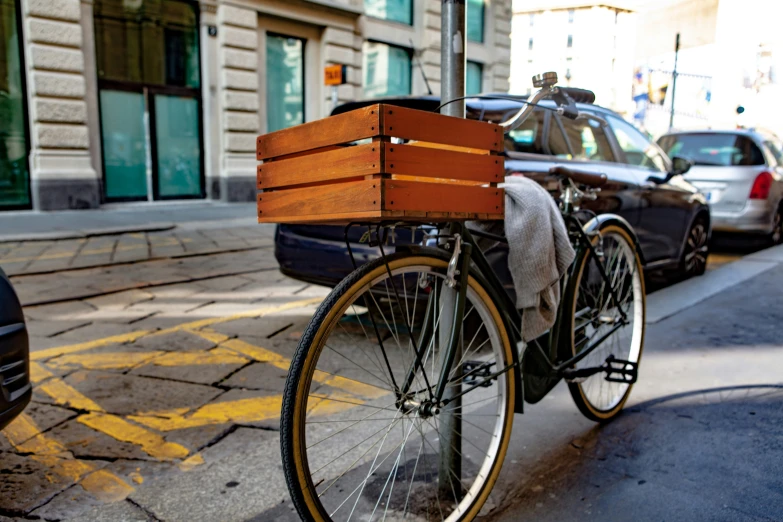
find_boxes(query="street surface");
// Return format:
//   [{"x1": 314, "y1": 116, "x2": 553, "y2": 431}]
[{"x1": 0, "y1": 204, "x2": 780, "y2": 521}]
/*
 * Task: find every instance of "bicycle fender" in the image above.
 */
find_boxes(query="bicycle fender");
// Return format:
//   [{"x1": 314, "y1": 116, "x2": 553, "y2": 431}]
[{"x1": 581, "y1": 213, "x2": 645, "y2": 265}]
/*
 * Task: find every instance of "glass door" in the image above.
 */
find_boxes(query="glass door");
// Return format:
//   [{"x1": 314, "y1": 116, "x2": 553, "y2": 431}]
[
  {"x1": 0, "y1": 0, "x2": 30, "y2": 209},
  {"x1": 94, "y1": 0, "x2": 203, "y2": 202}
]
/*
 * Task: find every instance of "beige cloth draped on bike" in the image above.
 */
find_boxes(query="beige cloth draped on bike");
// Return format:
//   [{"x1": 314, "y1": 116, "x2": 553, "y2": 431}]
[{"x1": 503, "y1": 175, "x2": 575, "y2": 341}]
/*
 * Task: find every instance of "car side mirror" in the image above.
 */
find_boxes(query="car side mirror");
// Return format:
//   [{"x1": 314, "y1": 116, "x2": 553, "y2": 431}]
[{"x1": 671, "y1": 155, "x2": 693, "y2": 175}]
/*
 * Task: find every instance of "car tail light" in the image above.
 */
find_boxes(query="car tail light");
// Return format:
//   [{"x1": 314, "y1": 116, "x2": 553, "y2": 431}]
[{"x1": 749, "y1": 171, "x2": 773, "y2": 199}]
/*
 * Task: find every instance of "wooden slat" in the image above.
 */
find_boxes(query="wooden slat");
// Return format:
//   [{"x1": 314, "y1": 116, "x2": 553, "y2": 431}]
[
  {"x1": 384, "y1": 180, "x2": 504, "y2": 214},
  {"x1": 258, "y1": 143, "x2": 382, "y2": 189},
  {"x1": 257, "y1": 179, "x2": 382, "y2": 221},
  {"x1": 380, "y1": 104, "x2": 503, "y2": 153},
  {"x1": 406, "y1": 141, "x2": 490, "y2": 155},
  {"x1": 257, "y1": 104, "x2": 381, "y2": 160},
  {"x1": 385, "y1": 143, "x2": 502, "y2": 183}
]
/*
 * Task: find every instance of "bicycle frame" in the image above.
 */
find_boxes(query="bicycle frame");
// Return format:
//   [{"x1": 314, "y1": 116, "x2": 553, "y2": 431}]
[{"x1": 342, "y1": 212, "x2": 630, "y2": 412}]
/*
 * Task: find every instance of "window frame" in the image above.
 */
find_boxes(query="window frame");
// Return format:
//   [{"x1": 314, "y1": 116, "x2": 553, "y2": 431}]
[
  {"x1": 361, "y1": 40, "x2": 413, "y2": 99},
  {"x1": 467, "y1": 0, "x2": 485, "y2": 43},
  {"x1": 0, "y1": 0, "x2": 32, "y2": 210},
  {"x1": 466, "y1": 60, "x2": 483, "y2": 96},
  {"x1": 363, "y1": 0, "x2": 413, "y2": 26},
  {"x1": 265, "y1": 32, "x2": 307, "y2": 133}
]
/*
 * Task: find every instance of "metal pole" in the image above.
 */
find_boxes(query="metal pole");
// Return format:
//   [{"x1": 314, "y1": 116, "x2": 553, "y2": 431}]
[
  {"x1": 669, "y1": 32, "x2": 680, "y2": 130},
  {"x1": 438, "y1": 0, "x2": 466, "y2": 500},
  {"x1": 440, "y1": 0, "x2": 466, "y2": 118}
]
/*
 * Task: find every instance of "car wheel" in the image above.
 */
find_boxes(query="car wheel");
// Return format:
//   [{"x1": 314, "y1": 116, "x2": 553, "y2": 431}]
[
  {"x1": 680, "y1": 218, "x2": 709, "y2": 278},
  {"x1": 769, "y1": 206, "x2": 782, "y2": 246}
]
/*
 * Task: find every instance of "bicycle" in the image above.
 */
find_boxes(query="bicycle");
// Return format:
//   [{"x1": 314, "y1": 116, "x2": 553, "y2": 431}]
[{"x1": 279, "y1": 73, "x2": 646, "y2": 521}]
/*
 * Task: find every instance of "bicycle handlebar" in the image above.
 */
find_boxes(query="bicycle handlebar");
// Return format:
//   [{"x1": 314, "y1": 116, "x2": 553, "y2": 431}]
[{"x1": 499, "y1": 72, "x2": 597, "y2": 132}]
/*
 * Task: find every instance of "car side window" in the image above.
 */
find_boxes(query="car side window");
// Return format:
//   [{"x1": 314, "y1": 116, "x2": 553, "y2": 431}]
[
  {"x1": 556, "y1": 116, "x2": 615, "y2": 162},
  {"x1": 763, "y1": 140, "x2": 783, "y2": 166},
  {"x1": 607, "y1": 115, "x2": 667, "y2": 172},
  {"x1": 504, "y1": 108, "x2": 547, "y2": 155}
]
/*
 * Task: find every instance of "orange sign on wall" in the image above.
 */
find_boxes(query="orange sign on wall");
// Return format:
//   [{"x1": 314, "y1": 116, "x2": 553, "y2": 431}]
[{"x1": 324, "y1": 64, "x2": 347, "y2": 86}]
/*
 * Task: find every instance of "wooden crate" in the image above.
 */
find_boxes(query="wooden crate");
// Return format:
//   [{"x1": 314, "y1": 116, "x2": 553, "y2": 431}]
[{"x1": 256, "y1": 103, "x2": 505, "y2": 224}]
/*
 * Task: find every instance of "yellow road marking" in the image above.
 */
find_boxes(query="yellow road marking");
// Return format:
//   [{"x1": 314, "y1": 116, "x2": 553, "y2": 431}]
[
  {"x1": 2, "y1": 238, "x2": 191, "y2": 264},
  {"x1": 48, "y1": 351, "x2": 164, "y2": 371},
  {"x1": 37, "y1": 378, "x2": 105, "y2": 412},
  {"x1": 80, "y1": 470, "x2": 135, "y2": 502},
  {"x1": 130, "y1": 395, "x2": 284, "y2": 431},
  {"x1": 32, "y1": 330, "x2": 153, "y2": 361},
  {"x1": 2, "y1": 413, "x2": 133, "y2": 497},
  {"x1": 29, "y1": 361, "x2": 53, "y2": 384},
  {"x1": 78, "y1": 413, "x2": 189, "y2": 461},
  {"x1": 30, "y1": 297, "x2": 323, "y2": 362},
  {"x1": 147, "y1": 347, "x2": 248, "y2": 367},
  {"x1": 178, "y1": 453, "x2": 205, "y2": 472},
  {"x1": 206, "y1": 335, "x2": 388, "y2": 400}
]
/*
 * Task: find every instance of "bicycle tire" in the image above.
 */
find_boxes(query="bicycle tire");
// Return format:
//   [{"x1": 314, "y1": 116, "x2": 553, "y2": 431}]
[
  {"x1": 561, "y1": 222, "x2": 646, "y2": 422},
  {"x1": 281, "y1": 250, "x2": 516, "y2": 521}
]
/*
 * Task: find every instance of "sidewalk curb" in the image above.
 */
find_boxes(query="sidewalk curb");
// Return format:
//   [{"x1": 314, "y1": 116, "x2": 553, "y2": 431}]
[
  {"x1": 0, "y1": 223, "x2": 177, "y2": 243},
  {"x1": 646, "y1": 243, "x2": 783, "y2": 324}
]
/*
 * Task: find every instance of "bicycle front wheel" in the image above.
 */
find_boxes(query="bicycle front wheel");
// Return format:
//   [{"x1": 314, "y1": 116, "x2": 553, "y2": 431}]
[
  {"x1": 564, "y1": 222, "x2": 645, "y2": 422},
  {"x1": 281, "y1": 251, "x2": 515, "y2": 522}
]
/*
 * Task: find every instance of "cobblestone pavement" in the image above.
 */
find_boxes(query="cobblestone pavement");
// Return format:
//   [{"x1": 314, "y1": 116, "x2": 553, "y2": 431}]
[
  {"x1": 1, "y1": 247, "x2": 338, "y2": 519},
  {"x1": 0, "y1": 225, "x2": 272, "y2": 278}
]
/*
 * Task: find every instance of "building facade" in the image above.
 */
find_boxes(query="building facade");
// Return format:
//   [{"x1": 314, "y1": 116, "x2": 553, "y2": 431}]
[
  {"x1": 0, "y1": 0, "x2": 512, "y2": 211},
  {"x1": 509, "y1": 0, "x2": 636, "y2": 115}
]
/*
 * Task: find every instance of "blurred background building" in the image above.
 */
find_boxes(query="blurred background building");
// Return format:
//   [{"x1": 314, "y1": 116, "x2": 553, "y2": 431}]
[
  {"x1": 0, "y1": 0, "x2": 512, "y2": 211},
  {"x1": 509, "y1": 0, "x2": 637, "y2": 114}
]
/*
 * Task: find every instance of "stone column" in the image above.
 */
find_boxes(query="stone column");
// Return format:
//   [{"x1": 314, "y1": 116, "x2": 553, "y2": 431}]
[
  {"x1": 216, "y1": 4, "x2": 259, "y2": 202},
  {"x1": 21, "y1": 0, "x2": 99, "y2": 210}
]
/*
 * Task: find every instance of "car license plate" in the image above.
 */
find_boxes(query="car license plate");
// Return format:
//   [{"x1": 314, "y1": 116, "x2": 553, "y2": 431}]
[{"x1": 705, "y1": 190, "x2": 721, "y2": 204}]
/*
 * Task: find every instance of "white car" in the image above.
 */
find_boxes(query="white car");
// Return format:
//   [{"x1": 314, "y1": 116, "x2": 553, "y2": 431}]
[{"x1": 658, "y1": 130, "x2": 783, "y2": 244}]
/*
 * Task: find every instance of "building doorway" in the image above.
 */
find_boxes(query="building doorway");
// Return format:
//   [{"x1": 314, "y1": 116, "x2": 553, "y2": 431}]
[{"x1": 93, "y1": 0, "x2": 204, "y2": 202}]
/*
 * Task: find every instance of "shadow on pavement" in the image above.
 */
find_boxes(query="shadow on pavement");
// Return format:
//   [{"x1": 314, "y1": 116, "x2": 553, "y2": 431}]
[{"x1": 490, "y1": 384, "x2": 783, "y2": 522}]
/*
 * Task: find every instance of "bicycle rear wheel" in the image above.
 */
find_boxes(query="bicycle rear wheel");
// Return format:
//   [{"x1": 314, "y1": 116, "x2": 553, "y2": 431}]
[
  {"x1": 564, "y1": 223, "x2": 645, "y2": 422},
  {"x1": 281, "y1": 251, "x2": 515, "y2": 521}
]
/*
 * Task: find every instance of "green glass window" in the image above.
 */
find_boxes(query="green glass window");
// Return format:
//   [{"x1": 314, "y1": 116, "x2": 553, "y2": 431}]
[
  {"x1": 94, "y1": 0, "x2": 200, "y2": 88},
  {"x1": 0, "y1": 0, "x2": 30, "y2": 208},
  {"x1": 154, "y1": 94, "x2": 201, "y2": 197},
  {"x1": 467, "y1": 0, "x2": 485, "y2": 43},
  {"x1": 363, "y1": 42, "x2": 411, "y2": 98},
  {"x1": 266, "y1": 35, "x2": 305, "y2": 133},
  {"x1": 364, "y1": 0, "x2": 412, "y2": 25},
  {"x1": 466, "y1": 61, "x2": 482, "y2": 96}
]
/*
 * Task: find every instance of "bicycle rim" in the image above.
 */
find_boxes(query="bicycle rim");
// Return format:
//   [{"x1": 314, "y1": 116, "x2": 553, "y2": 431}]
[
  {"x1": 282, "y1": 254, "x2": 515, "y2": 522},
  {"x1": 569, "y1": 226, "x2": 645, "y2": 419}
]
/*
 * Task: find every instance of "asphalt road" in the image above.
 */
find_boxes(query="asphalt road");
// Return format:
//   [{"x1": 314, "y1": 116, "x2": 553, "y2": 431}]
[{"x1": 0, "y1": 225, "x2": 781, "y2": 521}]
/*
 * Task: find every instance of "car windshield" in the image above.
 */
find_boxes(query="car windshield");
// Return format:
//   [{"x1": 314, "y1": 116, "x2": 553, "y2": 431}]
[{"x1": 657, "y1": 133, "x2": 765, "y2": 166}]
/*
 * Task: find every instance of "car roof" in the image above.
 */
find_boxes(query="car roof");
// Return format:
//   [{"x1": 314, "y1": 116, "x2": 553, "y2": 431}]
[
  {"x1": 659, "y1": 129, "x2": 762, "y2": 140},
  {"x1": 331, "y1": 93, "x2": 619, "y2": 120}
]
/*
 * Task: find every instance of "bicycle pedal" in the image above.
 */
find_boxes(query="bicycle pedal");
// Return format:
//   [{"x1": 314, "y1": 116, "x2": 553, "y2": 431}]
[
  {"x1": 462, "y1": 360, "x2": 494, "y2": 387},
  {"x1": 603, "y1": 356, "x2": 638, "y2": 384}
]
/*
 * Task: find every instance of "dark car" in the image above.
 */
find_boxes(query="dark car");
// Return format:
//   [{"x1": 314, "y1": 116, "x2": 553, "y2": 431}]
[
  {"x1": 0, "y1": 266, "x2": 31, "y2": 430},
  {"x1": 275, "y1": 95, "x2": 711, "y2": 289}
]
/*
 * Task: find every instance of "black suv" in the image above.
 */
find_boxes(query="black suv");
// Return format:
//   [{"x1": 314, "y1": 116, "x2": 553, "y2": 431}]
[{"x1": 0, "y1": 266, "x2": 31, "y2": 430}]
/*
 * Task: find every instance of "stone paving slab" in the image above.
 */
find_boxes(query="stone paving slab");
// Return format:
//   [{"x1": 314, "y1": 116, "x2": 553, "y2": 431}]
[
  {"x1": 0, "y1": 224, "x2": 274, "y2": 277},
  {"x1": 12, "y1": 250, "x2": 279, "y2": 306}
]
